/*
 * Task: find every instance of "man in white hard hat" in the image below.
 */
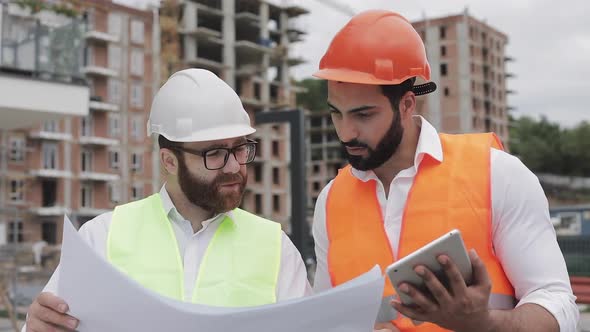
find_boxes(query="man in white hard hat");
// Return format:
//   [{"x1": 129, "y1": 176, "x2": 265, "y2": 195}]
[{"x1": 23, "y1": 69, "x2": 311, "y2": 332}]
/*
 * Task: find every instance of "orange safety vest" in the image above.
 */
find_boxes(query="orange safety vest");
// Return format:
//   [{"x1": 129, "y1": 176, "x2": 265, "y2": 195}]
[{"x1": 326, "y1": 133, "x2": 516, "y2": 331}]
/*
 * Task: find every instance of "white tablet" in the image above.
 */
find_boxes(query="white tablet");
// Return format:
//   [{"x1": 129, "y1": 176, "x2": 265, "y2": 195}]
[{"x1": 385, "y1": 229, "x2": 472, "y2": 306}]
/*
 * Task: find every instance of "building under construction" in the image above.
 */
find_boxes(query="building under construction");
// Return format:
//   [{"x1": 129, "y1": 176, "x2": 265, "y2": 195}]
[
  {"x1": 412, "y1": 10, "x2": 513, "y2": 144},
  {"x1": 0, "y1": 0, "x2": 309, "y2": 246},
  {"x1": 160, "y1": 0, "x2": 309, "y2": 232}
]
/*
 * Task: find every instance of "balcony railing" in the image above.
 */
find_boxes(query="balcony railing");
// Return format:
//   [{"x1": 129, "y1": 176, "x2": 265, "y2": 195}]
[{"x1": 0, "y1": 3, "x2": 85, "y2": 83}]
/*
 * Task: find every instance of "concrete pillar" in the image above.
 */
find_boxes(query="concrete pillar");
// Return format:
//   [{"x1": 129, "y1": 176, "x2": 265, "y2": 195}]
[
  {"x1": 151, "y1": 5, "x2": 161, "y2": 193},
  {"x1": 64, "y1": 118, "x2": 72, "y2": 209},
  {"x1": 457, "y1": 15, "x2": 472, "y2": 133},
  {"x1": 183, "y1": 2, "x2": 197, "y2": 62},
  {"x1": 222, "y1": 0, "x2": 235, "y2": 87},
  {"x1": 260, "y1": 2, "x2": 270, "y2": 109},
  {"x1": 120, "y1": 13, "x2": 130, "y2": 203},
  {"x1": 425, "y1": 25, "x2": 442, "y2": 130},
  {"x1": 279, "y1": 12, "x2": 290, "y2": 94},
  {"x1": 0, "y1": 130, "x2": 7, "y2": 219}
]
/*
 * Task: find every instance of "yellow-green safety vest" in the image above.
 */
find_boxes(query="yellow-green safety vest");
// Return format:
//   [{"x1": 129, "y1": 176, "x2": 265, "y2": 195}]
[{"x1": 106, "y1": 193, "x2": 282, "y2": 307}]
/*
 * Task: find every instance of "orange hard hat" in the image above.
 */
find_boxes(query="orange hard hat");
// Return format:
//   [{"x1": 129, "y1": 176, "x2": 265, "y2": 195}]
[{"x1": 314, "y1": 10, "x2": 436, "y2": 95}]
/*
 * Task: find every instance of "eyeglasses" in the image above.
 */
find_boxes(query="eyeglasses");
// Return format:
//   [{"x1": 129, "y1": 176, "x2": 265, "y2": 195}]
[{"x1": 171, "y1": 139, "x2": 258, "y2": 170}]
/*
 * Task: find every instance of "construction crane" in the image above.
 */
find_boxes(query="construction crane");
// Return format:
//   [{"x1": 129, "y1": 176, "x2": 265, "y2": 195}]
[
  {"x1": 280, "y1": 0, "x2": 355, "y2": 17},
  {"x1": 312, "y1": 0, "x2": 355, "y2": 17}
]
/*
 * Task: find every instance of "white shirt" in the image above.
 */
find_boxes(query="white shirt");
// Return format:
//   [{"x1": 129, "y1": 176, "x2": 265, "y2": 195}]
[
  {"x1": 312, "y1": 116, "x2": 579, "y2": 331},
  {"x1": 41, "y1": 185, "x2": 311, "y2": 302}
]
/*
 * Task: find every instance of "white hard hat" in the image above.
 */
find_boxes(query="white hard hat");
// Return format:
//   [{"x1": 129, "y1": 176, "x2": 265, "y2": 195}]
[{"x1": 147, "y1": 68, "x2": 255, "y2": 142}]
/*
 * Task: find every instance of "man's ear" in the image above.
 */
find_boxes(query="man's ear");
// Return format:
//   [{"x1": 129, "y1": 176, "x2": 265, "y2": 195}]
[
  {"x1": 160, "y1": 149, "x2": 179, "y2": 175},
  {"x1": 399, "y1": 91, "x2": 416, "y2": 119}
]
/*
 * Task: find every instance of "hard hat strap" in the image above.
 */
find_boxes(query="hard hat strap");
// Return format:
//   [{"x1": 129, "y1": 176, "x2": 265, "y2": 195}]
[{"x1": 412, "y1": 82, "x2": 437, "y2": 96}]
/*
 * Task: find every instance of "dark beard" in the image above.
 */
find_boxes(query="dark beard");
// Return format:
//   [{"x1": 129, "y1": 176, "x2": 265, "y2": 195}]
[
  {"x1": 341, "y1": 112, "x2": 404, "y2": 171},
  {"x1": 177, "y1": 158, "x2": 247, "y2": 214}
]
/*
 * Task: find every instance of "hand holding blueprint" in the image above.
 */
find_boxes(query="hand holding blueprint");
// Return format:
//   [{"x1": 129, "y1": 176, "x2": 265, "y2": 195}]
[{"x1": 57, "y1": 216, "x2": 385, "y2": 331}]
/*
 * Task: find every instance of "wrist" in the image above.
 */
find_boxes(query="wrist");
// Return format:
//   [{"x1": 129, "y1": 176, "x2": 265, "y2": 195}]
[
  {"x1": 481, "y1": 310, "x2": 504, "y2": 332},
  {"x1": 454, "y1": 310, "x2": 501, "y2": 332}
]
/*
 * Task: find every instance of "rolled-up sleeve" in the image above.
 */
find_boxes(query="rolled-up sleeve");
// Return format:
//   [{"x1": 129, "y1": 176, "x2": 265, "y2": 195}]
[
  {"x1": 491, "y1": 149, "x2": 579, "y2": 331},
  {"x1": 312, "y1": 181, "x2": 334, "y2": 293},
  {"x1": 276, "y1": 232, "x2": 313, "y2": 300}
]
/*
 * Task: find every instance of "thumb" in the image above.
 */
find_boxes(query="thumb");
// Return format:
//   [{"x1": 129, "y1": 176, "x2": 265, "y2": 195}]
[{"x1": 469, "y1": 249, "x2": 491, "y2": 289}]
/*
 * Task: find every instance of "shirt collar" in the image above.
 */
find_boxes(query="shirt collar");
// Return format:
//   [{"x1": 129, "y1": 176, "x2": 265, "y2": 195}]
[
  {"x1": 158, "y1": 184, "x2": 235, "y2": 226},
  {"x1": 350, "y1": 115, "x2": 443, "y2": 182}
]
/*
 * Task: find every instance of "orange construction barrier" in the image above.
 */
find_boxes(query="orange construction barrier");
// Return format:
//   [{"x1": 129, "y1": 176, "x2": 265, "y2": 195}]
[{"x1": 571, "y1": 276, "x2": 590, "y2": 304}]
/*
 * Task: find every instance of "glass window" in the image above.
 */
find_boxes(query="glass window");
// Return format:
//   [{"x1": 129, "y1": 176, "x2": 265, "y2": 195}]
[
  {"x1": 108, "y1": 13, "x2": 122, "y2": 37},
  {"x1": 109, "y1": 149, "x2": 120, "y2": 169},
  {"x1": 8, "y1": 219, "x2": 24, "y2": 243},
  {"x1": 108, "y1": 45, "x2": 121, "y2": 70},
  {"x1": 108, "y1": 113, "x2": 121, "y2": 137},
  {"x1": 9, "y1": 179, "x2": 25, "y2": 202},
  {"x1": 9, "y1": 137, "x2": 25, "y2": 162},
  {"x1": 130, "y1": 20, "x2": 144, "y2": 44},
  {"x1": 130, "y1": 49, "x2": 144, "y2": 75},
  {"x1": 131, "y1": 152, "x2": 143, "y2": 172},
  {"x1": 81, "y1": 183, "x2": 93, "y2": 207},
  {"x1": 108, "y1": 79, "x2": 122, "y2": 104},
  {"x1": 130, "y1": 81, "x2": 144, "y2": 108},
  {"x1": 42, "y1": 143, "x2": 58, "y2": 169},
  {"x1": 131, "y1": 115, "x2": 144, "y2": 140}
]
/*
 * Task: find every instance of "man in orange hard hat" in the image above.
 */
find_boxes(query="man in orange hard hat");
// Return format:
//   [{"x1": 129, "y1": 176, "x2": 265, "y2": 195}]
[{"x1": 311, "y1": 10, "x2": 578, "y2": 332}]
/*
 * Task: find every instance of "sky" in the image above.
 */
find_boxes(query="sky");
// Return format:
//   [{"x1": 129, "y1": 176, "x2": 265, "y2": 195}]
[{"x1": 116, "y1": 0, "x2": 590, "y2": 127}]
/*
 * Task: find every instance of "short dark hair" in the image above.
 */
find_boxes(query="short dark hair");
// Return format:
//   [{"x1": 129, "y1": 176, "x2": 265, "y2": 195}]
[
  {"x1": 158, "y1": 135, "x2": 184, "y2": 161},
  {"x1": 380, "y1": 77, "x2": 416, "y2": 112}
]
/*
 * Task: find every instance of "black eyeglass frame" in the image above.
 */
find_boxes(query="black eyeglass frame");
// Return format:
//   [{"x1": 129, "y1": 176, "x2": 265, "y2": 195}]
[{"x1": 169, "y1": 139, "x2": 258, "y2": 170}]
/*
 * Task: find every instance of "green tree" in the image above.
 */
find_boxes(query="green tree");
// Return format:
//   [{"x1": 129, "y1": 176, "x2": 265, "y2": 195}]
[
  {"x1": 509, "y1": 116, "x2": 564, "y2": 173},
  {"x1": 510, "y1": 116, "x2": 590, "y2": 177},
  {"x1": 296, "y1": 78, "x2": 327, "y2": 112},
  {"x1": 561, "y1": 121, "x2": 590, "y2": 176}
]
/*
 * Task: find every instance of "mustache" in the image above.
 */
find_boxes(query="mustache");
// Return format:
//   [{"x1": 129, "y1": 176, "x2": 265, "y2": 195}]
[
  {"x1": 214, "y1": 173, "x2": 244, "y2": 186},
  {"x1": 341, "y1": 139, "x2": 369, "y2": 149}
]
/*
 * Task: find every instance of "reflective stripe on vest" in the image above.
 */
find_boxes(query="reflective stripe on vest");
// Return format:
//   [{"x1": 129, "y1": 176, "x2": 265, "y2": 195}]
[
  {"x1": 326, "y1": 133, "x2": 516, "y2": 331},
  {"x1": 107, "y1": 194, "x2": 282, "y2": 307}
]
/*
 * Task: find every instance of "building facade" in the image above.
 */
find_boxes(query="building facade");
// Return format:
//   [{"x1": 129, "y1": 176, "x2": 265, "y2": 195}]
[
  {"x1": 1, "y1": 0, "x2": 308, "y2": 245},
  {"x1": 0, "y1": 0, "x2": 158, "y2": 246}
]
